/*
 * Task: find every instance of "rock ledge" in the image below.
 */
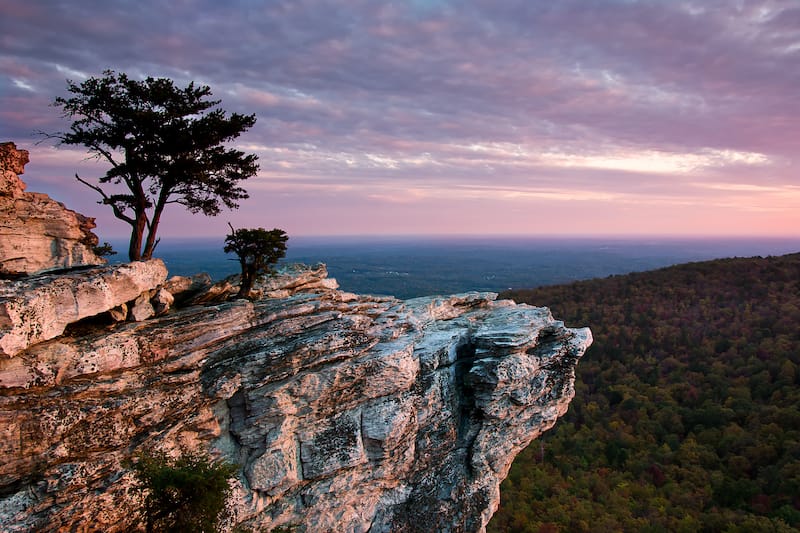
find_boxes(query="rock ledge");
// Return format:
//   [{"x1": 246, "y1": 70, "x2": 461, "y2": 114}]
[{"x1": 0, "y1": 260, "x2": 168, "y2": 357}]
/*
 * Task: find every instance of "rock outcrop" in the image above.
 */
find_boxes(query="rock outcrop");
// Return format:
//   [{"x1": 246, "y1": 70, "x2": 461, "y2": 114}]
[
  {"x1": 183, "y1": 262, "x2": 340, "y2": 304},
  {"x1": 0, "y1": 142, "x2": 105, "y2": 276},
  {"x1": 0, "y1": 143, "x2": 591, "y2": 532},
  {"x1": 0, "y1": 264, "x2": 591, "y2": 532},
  {"x1": 0, "y1": 260, "x2": 168, "y2": 358}
]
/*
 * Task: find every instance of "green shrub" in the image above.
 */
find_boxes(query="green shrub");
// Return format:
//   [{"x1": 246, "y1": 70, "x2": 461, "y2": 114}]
[{"x1": 131, "y1": 450, "x2": 237, "y2": 533}]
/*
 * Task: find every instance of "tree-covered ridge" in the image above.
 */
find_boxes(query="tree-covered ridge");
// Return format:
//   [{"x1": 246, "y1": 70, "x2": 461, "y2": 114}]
[{"x1": 490, "y1": 253, "x2": 800, "y2": 532}]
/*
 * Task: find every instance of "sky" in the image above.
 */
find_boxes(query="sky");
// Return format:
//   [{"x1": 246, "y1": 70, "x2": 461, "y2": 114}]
[{"x1": 1, "y1": 0, "x2": 799, "y2": 239}]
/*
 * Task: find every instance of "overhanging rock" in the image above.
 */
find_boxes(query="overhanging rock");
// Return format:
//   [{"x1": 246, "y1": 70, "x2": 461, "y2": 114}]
[{"x1": 0, "y1": 260, "x2": 168, "y2": 357}]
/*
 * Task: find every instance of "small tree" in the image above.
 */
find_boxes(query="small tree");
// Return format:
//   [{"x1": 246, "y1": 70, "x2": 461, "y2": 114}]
[
  {"x1": 51, "y1": 70, "x2": 259, "y2": 261},
  {"x1": 224, "y1": 223, "x2": 288, "y2": 299},
  {"x1": 131, "y1": 450, "x2": 237, "y2": 533},
  {"x1": 93, "y1": 242, "x2": 117, "y2": 257}
]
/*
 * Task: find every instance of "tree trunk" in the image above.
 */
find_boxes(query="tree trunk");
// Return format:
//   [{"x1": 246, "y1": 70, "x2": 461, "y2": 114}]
[
  {"x1": 142, "y1": 216, "x2": 161, "y2": 260},
  {"x1": 128, "y1": 217, "x2": 145, "y2": 261},
  {"x1": 142, "y1": 194, "x2": 168, "y2": 260},
  {"x1": 238, "y1": 262, "x2": 254, "y2": 299},
  {"x1": 128, "y1": 180, "x2": 149, "y2": 261}
]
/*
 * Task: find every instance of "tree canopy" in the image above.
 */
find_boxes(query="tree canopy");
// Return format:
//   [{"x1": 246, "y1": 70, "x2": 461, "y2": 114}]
[
  {"x1": 224, "y1": 224, "x2": 288, "y2": 299},
  {"x1": 490, "y1": 253, "x2": 800, "y2": 532},
  {"x1": 52, "y1": 70, "x2": 259, "y2": 261}
]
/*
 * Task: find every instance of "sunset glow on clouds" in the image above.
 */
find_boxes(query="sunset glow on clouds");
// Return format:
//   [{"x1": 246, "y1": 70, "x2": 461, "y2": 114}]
[{"x1": 1, "y1": 0, "x2": 799, "y2": 238}]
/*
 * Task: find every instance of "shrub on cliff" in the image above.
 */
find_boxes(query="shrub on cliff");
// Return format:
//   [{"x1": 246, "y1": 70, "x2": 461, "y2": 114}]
[
  {"x1": 224, "y1": 223, "x2": 288, "y2": 299},
  {"x1": 51, "y1": 70, "x2": 259, "y2": 261},
  {"x1": 131, "y1": 450, "x2": 237, "y2": 533}
]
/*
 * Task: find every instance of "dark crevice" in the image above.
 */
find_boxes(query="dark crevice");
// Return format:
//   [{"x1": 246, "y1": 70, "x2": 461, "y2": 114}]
[
  {"x1": 0, "y1": 264, "x2": 99, "y2": 281},
  {"x1": 0, "y1": 469, "x2": 45, "y2": 499},
  {"x1": 225, "y1": 389, "x2": 254, "y2": 471},
  {"x1": 227, "y1": 389, "x2": 247, "y2": 436},
  {"x1": 62, "y1": 312, "x2": 117, "y2": 337},
  {"x1": 453, "y1": 339, "x2": 480, "y2": 476}
]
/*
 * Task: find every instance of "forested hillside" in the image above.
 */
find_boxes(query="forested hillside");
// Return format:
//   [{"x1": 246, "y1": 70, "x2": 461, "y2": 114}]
[{"x1": 489, "y1": 253, "x2": 800, "y2": 532}]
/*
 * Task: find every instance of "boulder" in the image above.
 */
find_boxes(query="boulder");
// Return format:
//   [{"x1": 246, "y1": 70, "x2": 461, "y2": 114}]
[
  {"x1": 108, "y1": 303, "x2": 128, "y2": 322},
  {"x1": 151, "y1": 288, "x2": 174, "y2": 315},
  {"x1": 129, "y1": 292, "x2": 155, "y2": 322},
  {"x1": 0, "y1": 260, "x2": 168, "y2": 357},
  {"x1": 163, "y1": 273, "x2": 213, "y2": 305},
  {"x1": 185, "y1": 263, "x2": 341, "y2": 304}
]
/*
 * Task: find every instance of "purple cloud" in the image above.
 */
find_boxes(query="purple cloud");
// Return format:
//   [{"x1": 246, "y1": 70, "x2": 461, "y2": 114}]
[{"x1": 1, "y1": 0, "x2": 798, "y2": 238}]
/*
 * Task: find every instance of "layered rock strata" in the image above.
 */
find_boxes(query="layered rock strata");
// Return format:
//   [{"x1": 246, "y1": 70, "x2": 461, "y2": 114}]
[
  {"x1": 0, "y1": 142, "x2": 104, "y2": 276},
  {"x1": 0, "y1": 259, "x2": 168, "y2": 358},
  {"x1": 0, "y1": 265, "x2": 591, "y2": 532}
]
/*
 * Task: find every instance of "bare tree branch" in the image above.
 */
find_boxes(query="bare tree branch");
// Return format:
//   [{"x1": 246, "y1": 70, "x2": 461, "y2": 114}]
[{"x1": 75, "y1": 173, "x2": 135, "y2": 226}]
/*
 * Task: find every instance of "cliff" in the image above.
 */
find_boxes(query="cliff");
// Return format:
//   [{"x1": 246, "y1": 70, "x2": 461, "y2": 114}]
[
  {"x1": 0, "y1": 146, "x2": 592, "y2": 532},
  {"x1": 0, "y1": 265, "x2": 590, "y2": 532},
  {"x1": 0, "y1": 142, "x2": 105, "y2": 276}
]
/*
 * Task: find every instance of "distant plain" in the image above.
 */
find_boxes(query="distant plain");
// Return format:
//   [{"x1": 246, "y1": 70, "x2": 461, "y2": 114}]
[{"x1": 111, "y1": 236, "x2": 800, "y2": 298}]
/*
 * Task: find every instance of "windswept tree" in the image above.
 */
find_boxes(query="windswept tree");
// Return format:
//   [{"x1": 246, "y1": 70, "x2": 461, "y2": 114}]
[
  {"x1": 51, "y1": 70, "x2": 259, "y2": 261},
  {"x1": 224, "y1": 224, "x2": 288, "y2": 299}
]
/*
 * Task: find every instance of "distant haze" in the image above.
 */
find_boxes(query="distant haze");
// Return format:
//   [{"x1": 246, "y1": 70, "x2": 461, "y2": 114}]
[
  {"x1": 1, "y1": 1, "x2": 799, "y2": 239},
  {"x1": 129, "y1": 235, "x2": 800, "y2": 299}
]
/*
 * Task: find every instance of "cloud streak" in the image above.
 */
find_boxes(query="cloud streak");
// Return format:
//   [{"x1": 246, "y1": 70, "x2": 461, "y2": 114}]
[{"x1": 1, "y1": 0, "x2": 798, "y2": 237}]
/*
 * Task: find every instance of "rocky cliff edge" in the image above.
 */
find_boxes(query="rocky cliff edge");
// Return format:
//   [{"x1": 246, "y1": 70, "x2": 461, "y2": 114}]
[
  {"x1": 0, "y1": 143, "x2": 591, "y2": 532},
  {"x1": 0, "y1": 261, "x2": 590, "y2": 532}
]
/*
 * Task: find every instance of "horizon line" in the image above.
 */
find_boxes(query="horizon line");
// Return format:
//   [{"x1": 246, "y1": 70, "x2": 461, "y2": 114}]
[{"x1": 98, "y1": 233, "x2": 800, "y2": 242}]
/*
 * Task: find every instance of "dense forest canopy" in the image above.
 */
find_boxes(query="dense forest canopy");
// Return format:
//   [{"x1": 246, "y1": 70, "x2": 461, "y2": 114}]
[{"x1": 489, "y1": 253, "x2": 800, "y2": 532}]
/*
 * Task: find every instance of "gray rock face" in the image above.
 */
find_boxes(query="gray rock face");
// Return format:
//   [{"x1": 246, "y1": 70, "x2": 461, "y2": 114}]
[
  {"x1": 0, "y1": 142, "x2": 105, "y2": 276},
  {"x1": 163, "y1": 272, "x2": 213, "y2": 305},
  {"x1": 0, "y1": 266, "x2": 591, "y2": 532}
]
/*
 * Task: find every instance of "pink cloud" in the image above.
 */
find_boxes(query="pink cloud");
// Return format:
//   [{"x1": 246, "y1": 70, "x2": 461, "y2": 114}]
[{"x1": 2, "y1": 0, "x2": 799, "y2": 238}]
